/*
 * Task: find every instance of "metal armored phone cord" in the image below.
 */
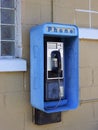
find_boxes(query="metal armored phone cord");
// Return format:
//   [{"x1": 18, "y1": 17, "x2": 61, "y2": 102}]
[
  {"x1": 53, "y1": 70, "x2": 62, "y2": 108},
  {"x1": 45, "y1": 59, "x2": 62, "y2": 110},
  {"x1": 45, "y1": 74, "x2": 62, "y2": 110}
]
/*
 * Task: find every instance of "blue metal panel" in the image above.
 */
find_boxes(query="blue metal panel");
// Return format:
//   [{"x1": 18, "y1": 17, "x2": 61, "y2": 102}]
[
  {"x1": 30, "y1": 23, "x2": 79, "y2": 113},
  {"x1": 64, "y1": 38, "x2": 79, "y2": 109},
  {"x1": 30, "y1": 25, "x2": 44, "y2": 111}
]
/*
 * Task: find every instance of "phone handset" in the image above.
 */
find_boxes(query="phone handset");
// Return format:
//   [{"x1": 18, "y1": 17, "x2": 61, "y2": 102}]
[{"x1": 51, "y1": 50, "x2": 61, "y2": 75}]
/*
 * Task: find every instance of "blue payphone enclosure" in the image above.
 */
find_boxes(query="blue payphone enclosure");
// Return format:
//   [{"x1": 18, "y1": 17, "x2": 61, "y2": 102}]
[{"x1": 30, "y1": 23, "x2": 79, "y2": 113}]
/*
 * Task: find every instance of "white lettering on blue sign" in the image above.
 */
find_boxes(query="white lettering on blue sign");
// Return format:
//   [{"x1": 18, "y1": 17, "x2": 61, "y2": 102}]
[{"x1": 46, "y1": 26, "x2": 75, "y2": 34}]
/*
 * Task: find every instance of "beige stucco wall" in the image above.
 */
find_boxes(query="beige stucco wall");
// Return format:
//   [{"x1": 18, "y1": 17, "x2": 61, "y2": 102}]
[{"x1": 0, "y1": 0, "x2": 98, "y2": 129}]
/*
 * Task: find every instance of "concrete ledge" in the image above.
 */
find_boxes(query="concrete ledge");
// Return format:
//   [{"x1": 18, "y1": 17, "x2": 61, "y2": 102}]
[
  {"x1": 79, "y1": 28, "x2": 98, "y2": 40},
  {"x1": 0, "y1": 58, "x2": 27, "y2": 72}
]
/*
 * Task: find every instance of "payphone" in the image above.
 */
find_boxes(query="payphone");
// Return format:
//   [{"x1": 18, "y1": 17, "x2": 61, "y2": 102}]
[
  {"x1": 45, "y1": 42, "x2": 64, "y2": 101},
  {"x1": 30, "y1": 23, "x2": 79, "y2": 113}
]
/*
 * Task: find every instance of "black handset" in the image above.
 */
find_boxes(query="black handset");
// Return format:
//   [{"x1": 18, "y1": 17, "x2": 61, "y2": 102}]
[{"x1": 51, "y1": 50, "x2": 61, "y2": 74}]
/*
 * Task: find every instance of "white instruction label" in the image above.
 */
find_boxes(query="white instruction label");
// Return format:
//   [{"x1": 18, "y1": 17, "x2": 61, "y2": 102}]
[{"x1": 59, "y1": 86, "x2": 64, "y2": 98}]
